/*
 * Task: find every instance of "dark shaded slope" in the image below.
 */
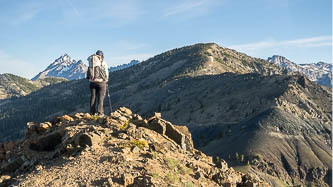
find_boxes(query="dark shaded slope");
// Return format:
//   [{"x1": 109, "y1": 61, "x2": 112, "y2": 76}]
[
  {"x1": 0, "y1": 79, "x2": 89, "y2": 142},
  {"x1": 200, "y1": 108, "x2": 331, "y2": 185}
]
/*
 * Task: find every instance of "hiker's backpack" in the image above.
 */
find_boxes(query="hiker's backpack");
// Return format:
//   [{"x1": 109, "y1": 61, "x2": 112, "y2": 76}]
[{"x1": 87, "y1": 55, "x2": 107, "y2": 82}]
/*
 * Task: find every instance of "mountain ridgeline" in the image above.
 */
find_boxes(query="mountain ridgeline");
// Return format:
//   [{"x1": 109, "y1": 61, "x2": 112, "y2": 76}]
[
  {"x1": 268, "y1": 55, "x2": 332, "y2": 88},
  {"x1": 32, "y1": 54, "x2": 88, "y2": 81},
  {"x1": 109, "y1": 60, "x2": 140, "y2": 72},
  {"x1": 0, "y1": 43, "x2": 331, "y2": 186},
  {"x1": 0, "y1": 73, "x2": 67, "y2": 100}
]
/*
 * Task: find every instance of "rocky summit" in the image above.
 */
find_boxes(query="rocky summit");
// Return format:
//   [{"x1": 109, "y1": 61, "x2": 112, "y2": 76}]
[
  {"x1": 0, "y1": 107, "x2": 268, "y2": 187},
  {"x1": 32, "y1": 54, "x2": 88, "y2": 81}
]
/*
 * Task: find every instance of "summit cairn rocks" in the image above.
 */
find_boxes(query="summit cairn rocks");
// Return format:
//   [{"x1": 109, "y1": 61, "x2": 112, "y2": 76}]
[{"x1": 0, "y1": 107, "x2": 269, "y2": 186}]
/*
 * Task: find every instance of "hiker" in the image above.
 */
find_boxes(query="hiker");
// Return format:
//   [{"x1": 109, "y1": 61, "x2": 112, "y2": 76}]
[{"x1": 86, "y1": 50, "x2": 109, "y2": 115}]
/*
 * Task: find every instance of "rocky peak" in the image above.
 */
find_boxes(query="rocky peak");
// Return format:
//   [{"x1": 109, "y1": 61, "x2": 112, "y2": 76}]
[
  {"x1": 268, "y1": 55, "x2": 332, "y2": 87},
  {"x1": 0, "y1": 107, "x2": 268, "y2": 186},
  {"x1": 32, "y1": 54, "x2": 88, "y2": 81},
  {"x1": 267, "y1": 55, "x2": 299, "y2": 71},
  {"x1": 49, "y1": 54, "x2": 75, "y2": 67},
  {"x1": 267, "y1": 55, "x2": 288, "y2": 63}
]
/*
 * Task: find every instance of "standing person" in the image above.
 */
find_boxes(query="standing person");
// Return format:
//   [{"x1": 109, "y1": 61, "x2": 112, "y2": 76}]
[{"x1": 86, "y1": 50, "x2": 109, "y2": 116}]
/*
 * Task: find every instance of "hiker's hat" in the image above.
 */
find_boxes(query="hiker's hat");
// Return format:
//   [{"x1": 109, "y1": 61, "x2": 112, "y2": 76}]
[{"x1": 96, "y1": 50, "x2": 104, "y2": 56}]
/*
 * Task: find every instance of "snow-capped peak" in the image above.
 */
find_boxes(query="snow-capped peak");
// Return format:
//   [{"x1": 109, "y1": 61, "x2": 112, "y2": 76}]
[
  {"x1": 267, "y1": 55, "x2": 332, "y2": 87},
  {"x1": 267, "y1": 55, "x2": 299, "y2": 72},
  {"x1": 32, "y1": 54, "x2": 88, "y2": 81}
]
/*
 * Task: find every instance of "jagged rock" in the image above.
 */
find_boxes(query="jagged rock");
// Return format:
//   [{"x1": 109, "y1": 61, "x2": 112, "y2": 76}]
[
  {"x1": 0, "y1": 175, "x2": 11, "y2": 183},
  {"x1": 51, "y1": 115, "x2": 74, "y2": 126},
  {"x1": 75, "y1": 134, "x2": 92, "y2": 147},
  {"x1": 0, "y1": 107, "x2": 269, "y2": 186},
  {"x1": 132, "y1": 114, "x2": 143, "y2": 121},
  {"x1": 154, "y1": 112, "x2": 162, "y2": 118},
  {"x1": 59, "y1": 115, "x2": 74, "y2": 122},
  {"x1": 131, "y1": 146, "x2": 140, "y2": 153},
  {"x1": 194, "y1": 171, "x2": 205, "y2": 180},
  {"x1": 73, "y1": 113, "x2": 83, "y2": 119},
  {"x1": 29, "y1": 132, "x2": 63, "y2": 152},
  {"x1": 119, "y1": 107, "x2": 132, "y2": 116},
  {"x1": 173, "y1": 125, "x2": 194, "y2": 151},
  {"x1": 215, "y1": 159, "x2": 228, "y2": 170},
  {"x1": 212, "y1": 169, "x2": 243, "y2": 186},
  {"x1": 118, "y1": 133, "x2": 128, "y2": 140},
  {"x1": 25, "y1": 122, "x2": 37, "y2": 137},
  {"x1": 36, "y1": 122, "x2": 52, "y2": 132},
  {"x1": 139, "y1": 115, "x2": 194, "y2": 152},
  {"x1": 82, "y1": 113, "x2": 92, "y2": 119},
  {"x1": 146, "y1": 118, "x2": 166, "y2": 135},
  {"x1": 122, "y1": 173, "x2": 134, "y2": 186},
  {"x1": 165, "y1": 121, "x2": 186, "y2": 150},
  {"x1": 0, "y1": 175, "x2": 12, "y2": 187}
]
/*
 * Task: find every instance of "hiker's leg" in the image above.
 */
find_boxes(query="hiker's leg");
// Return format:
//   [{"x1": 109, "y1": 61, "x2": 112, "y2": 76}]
[
  {"x1": 90, "y1": 83, "x2": 97, "y2": 114},
  {"x1": 97, "y1": 83, "x2": 106, "y2": 114}
]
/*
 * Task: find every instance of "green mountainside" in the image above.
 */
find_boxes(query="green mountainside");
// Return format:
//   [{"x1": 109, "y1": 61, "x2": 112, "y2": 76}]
[
  {"x1": 0, "y1": 43, "x2": 331, "y2": 186},
  {"x1": 0, "y1": 73, "x2": 67, "y2": 100}
]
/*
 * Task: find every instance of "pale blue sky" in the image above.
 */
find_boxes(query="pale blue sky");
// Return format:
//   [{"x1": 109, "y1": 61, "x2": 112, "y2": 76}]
[{"x1": 0, "y1": 0, "x2": 331, "y2": 78}]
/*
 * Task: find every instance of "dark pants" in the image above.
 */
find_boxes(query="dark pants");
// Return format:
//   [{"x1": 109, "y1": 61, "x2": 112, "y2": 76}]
[{"x1": 90, "y1": 82, "x2": 106, "y2": 115}]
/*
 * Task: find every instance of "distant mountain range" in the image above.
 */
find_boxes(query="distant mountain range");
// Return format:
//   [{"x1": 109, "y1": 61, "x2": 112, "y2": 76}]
[
  {"x1": 0, "y1": 44, "x2": 331, "y2": 186},
  {"x1": 267, "y1": 55, "x2": 332, "y2": 87},
  {"x1": 32, "y1": 54, "x2": 88, "y2": 81},
  {"x1": 32, "y1": 54, "x2": 140, "y2": 80},
  {"x1": 109, "y1": 60, "x2": 140, "y2": 72},
  {"x1": 0, "y1": 55, "x2": 140, "y2": 101}
]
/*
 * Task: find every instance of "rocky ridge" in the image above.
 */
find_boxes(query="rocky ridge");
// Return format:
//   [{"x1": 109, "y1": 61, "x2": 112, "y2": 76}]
[
  {"x1": 109, "y1": 60, "x2": 140, "y2": 72},
  {"x1": 267, "y1": 55, "x2": 332, "y2": 87},
  {"x1": 0, "y1": 107, "x2": 268, "y2": 187},
  {"x1": 32, "y1": 54, "x2": 88, "y2": 81}
]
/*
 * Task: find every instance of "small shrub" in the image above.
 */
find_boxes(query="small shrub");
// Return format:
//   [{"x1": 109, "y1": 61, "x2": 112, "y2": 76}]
[
  {"x1": 164, "y1": 157, "x2": 179, "y2": 170},
  {"x1": 179, "y1": 165, "x2": 192, "y2": 175},
  {"x1": 165, "y1": 172, "x2": 179, "y2": 184},
  {"x1": 120, "y1": 120, "x2": 130, "y2": 130},
  {"x1": 130, "y1": 139, "x2": 148, "y2": 149},
  {"x1": 152, "y1": 172, "x2": 161, "y2": 179},
  {"x1": 152, "y1": 152, "x2": 158, "y2": 159},
  {"x1": 184, "y1": 182, "x2": 194, "y2": 187},
  {"x1": 88, "y1": 116, "x2": 99, "y2": 121}
]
